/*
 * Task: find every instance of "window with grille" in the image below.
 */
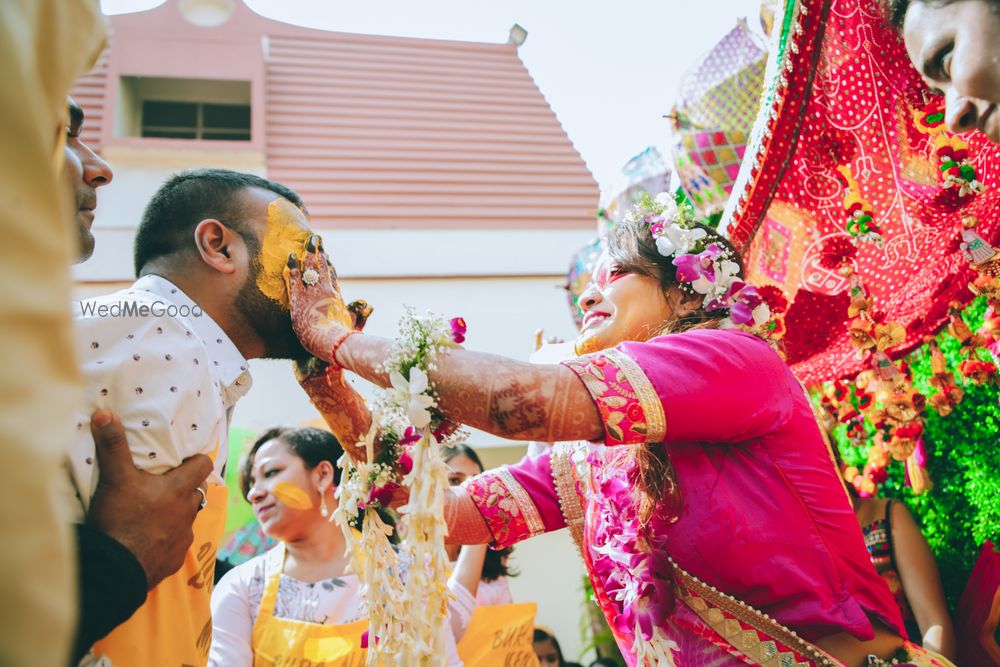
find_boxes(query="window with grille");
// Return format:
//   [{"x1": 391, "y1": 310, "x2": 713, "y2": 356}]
[
  {"x1": 141, "y1": 100, "x2": 250, "y2": 141},
  {"x1": 117, "y1": 76, "x2": 252, "y2": 142}
]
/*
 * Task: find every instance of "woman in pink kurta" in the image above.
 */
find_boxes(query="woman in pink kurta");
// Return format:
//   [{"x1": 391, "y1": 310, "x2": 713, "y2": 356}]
[
  {"x1": 286, "y1": 198, "x2": 955, "y2": 667},
  {"x1": 462, "y1": 328, "x2": 912, "y2": 666}
]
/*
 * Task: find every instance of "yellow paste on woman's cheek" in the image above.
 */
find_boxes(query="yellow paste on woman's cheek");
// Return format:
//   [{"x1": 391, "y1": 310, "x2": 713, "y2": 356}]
[
  {"x1": 272, "y1": 481, "x2": 314, "y2": 510},
  {"x1": 257, "y1": 198, "x2": 315, "y2": 308}
]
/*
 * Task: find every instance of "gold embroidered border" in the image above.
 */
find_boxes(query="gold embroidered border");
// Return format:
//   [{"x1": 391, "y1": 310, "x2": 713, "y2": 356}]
[
  {"x1": 550, "y1": 442, "x2": 586, "y2": 559},
  {"x1": 496, "y1": 468, "x2": 545, "y2": 538},
  {"x1": 672, "y1": 559, "x2": 840, "y2": 667},
  {"x1": 604, "y1": 348, "x2": 666, "y2": 442}
]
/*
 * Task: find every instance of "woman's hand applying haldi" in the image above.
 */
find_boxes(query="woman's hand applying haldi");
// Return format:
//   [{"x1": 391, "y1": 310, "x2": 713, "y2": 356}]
[
  {"x1": 287, "y1": 238, "x2": 374, "y2": 461},
  {"x1": 293, "y1": 299, "x2": 374, "y2": 461},
  {"x1": 285, "y1": 235, "x2": 353, "y2": 363}
]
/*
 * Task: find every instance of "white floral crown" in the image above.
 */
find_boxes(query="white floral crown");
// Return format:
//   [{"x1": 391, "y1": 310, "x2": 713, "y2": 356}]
[{"x1": 624, "y1": 192, "x2": 771, "y2": 328}]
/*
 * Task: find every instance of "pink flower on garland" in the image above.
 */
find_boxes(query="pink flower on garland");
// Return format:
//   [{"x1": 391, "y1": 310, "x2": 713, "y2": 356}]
[
  {"x1": 368, "y1": 482, "x2": 400, "y2": 507},
  {"x1": 400, "y1": 426, "x2": 421, "y2": 446},
  {"x1": 588, "y1": 451, "x2": 676, "y2": 643},
  {"x1": 397, "y1": 447, "x2": 414, "y2": 475},
  {"x1": 450, "y1": 317, "x2": 467, "y2": 344}
]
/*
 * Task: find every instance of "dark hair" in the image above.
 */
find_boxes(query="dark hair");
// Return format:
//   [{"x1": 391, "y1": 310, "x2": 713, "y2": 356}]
[
  {"x1": 883, "y1": 0, "x2": 914, "y2": 27},
  {"x1": 605, "y1": 218, "x2": 747, "y2": 528},
  {"x1": 441, "y1": 443, "x2": 484, "y2": 472},
  {"x1": 134, "y1": 168, "x2": 304, "y2": 276},
  {"x1": 883, "y1": 0, "x2": 1000, "y2": 27},
  {"x1": 238, "y1": 426, "x2": 344, "y2": 499},
  {"x1": 533, "y1": 628, "x2": 565, "y2": 664},
  {"x1": 442, "y1": 443, "x2": 518, "y2": 581}
]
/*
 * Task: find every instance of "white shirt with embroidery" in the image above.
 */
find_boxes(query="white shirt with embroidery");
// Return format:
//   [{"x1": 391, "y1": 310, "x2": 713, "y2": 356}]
[
  {"x1": 68, "y1": 274, "x2": 252, "y2": 517},
  {"x1": 210, "y1": 548, "x2": 464, "y2": 666}
]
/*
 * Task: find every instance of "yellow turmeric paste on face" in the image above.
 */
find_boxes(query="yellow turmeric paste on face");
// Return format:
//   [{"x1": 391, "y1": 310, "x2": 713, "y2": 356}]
[
  {"x1": 257, "y1": 198, "x2": 314, "y2": 309},
  {"x1": 272, "y1": 481, "x2": 314, "y2": 510}
]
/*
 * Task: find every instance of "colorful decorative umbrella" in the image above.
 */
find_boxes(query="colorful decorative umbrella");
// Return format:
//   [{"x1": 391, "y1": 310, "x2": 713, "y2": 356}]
[{"x1": 670, "y1": 19, "x2": 768, "y2": 218}]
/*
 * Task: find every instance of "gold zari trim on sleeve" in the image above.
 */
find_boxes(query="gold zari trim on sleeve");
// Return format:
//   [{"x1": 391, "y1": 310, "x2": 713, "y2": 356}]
[
  {"x1": 604, "y1": 348, "x2": 666, "y2": 442},
  {"x1": 550, "y1": 442, "x2": 586, "y2": 559},
  {"x1": 496, "y1": 468, "x2": 545, "y2": 538}
]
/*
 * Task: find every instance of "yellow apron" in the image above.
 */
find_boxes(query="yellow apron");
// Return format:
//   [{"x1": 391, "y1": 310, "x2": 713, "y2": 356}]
[
  {"x1": 92, "y1": 482, "x2": 228, "y2": 666},
  {"x1": 251, "y1": 542, "x2": 368, "y2": 667},
  {"x1": 456, "y1": 603, "x2": 540, "y2": 667}
]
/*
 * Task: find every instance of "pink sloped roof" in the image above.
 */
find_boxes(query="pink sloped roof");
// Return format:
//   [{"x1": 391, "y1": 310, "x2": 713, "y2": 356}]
[
  {"x1": 70, "y1": 1, "x2": 597, "y2": 230},
  {"x1": 266, "y1": 33, "x2": 597, "y2": 229}
]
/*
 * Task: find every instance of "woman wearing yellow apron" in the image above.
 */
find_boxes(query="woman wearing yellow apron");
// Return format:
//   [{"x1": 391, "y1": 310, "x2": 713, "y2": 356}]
[{"x1": 209, "y1": 426, "x2": 463, "y2": 666}]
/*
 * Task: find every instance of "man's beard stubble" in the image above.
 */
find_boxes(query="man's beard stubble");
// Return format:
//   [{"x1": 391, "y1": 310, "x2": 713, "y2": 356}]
[{"x1": 236, "y1": 240, "x2": 310, "y2": 361}]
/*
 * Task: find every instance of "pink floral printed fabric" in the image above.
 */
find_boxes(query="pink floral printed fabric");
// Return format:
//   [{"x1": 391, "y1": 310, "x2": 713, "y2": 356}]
[
  {"x1": 464, "y1": 468, "x2": 547, "y2": 550},
  {"x1": 562, "y1": 348, "x2": 665, "y2": 446}
]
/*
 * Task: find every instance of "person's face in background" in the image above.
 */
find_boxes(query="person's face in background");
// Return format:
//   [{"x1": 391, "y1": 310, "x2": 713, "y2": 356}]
[
  {"x1": 903, "y1": 0, "x2": 1000, "y2": 142},
  {"x1": 533, "y1": 637, "x2": 562, "y2": 666},
  {"x1": 63, "y1": 98, "x2": 113, "y2": 262},
  {"x1": 245, "y1": 437, "x2": 335, "y2": 541},
  {"x1": 446, "y1": 452, "x2": 483, "y2": 487}
]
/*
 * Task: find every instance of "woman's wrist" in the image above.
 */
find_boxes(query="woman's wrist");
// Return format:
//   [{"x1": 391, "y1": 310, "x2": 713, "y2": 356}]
[{"x1": 329, "y1": 329, "x2": 357, "y2": 370}]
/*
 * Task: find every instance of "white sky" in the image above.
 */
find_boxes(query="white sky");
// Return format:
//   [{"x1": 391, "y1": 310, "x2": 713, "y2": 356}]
[{"x1": 101, "y1": 0, "x2": 765, "y2": 195}]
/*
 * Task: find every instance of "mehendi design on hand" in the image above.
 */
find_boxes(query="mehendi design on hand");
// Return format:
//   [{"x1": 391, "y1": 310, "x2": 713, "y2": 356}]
[
  {"x1": 330, "y1": 323, "x2": 603, "y2": 442},
  {"x1": 285, "y1": 238, "x2": 353, "y2": 361}
]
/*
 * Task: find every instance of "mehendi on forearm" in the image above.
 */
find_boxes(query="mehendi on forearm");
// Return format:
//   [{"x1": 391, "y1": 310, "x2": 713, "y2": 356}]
[
  {"x1": 337, "y1": 334, "x2": 603, "y2": 442},
  {"x1": 296, "y1": 360, "x2": 372, "y2": 459},
  {"x1": 444, "y1": 487, "x2": 492, "y2": 545}
]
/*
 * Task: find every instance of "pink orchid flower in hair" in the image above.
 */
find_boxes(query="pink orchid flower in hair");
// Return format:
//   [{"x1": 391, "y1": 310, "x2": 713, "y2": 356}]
[
  {"x1": 672, "y1": 243, "x2": 723, "y2": 294},
  {"x1": 709, "y1": 282, "x2": 771, "y2": 326}
]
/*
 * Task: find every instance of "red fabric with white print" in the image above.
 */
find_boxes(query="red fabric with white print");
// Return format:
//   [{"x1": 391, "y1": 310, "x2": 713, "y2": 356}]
[{"x1": 724, "y1": 0, "x2": 1000, "y2": 383}]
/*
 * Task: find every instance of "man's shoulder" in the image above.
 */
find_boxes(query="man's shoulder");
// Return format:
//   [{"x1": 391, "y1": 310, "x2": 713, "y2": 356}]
[
  {"x1": 76, "y1": 283, "x2": 199, "y2": 330},
  {"x1": 74, "y1": 291, "x2": 212, "y2": 369}
]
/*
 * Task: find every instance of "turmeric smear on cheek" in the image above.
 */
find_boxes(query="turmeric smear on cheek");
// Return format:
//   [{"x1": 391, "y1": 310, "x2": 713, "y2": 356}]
[
  {"x1": 257, "y1": 198, "x2": 314, "y2": 309},
  {"x1": 272, "y1": 481, "x2": 314, "y2": 510}
]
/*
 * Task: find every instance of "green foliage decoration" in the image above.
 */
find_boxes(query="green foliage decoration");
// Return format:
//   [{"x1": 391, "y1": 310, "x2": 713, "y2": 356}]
[{"x1": 829, "y1": 296, "x2": 1000, "y2": 606}]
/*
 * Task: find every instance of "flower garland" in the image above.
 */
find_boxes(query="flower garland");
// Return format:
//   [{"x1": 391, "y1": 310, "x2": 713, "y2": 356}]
[
  {"x1": 834, "y1": 165, "x2": 884, "y2": 246},
  {"x1": 334, "y1": 309, "x2": 466, "y2": 665},
  {"x1": 579, "y1": 447, "x2": 679, "y2": 666},
  {"x1": 625, "y1": 192, "x2": 775, "y2": 332},
  {"x1": 913, "y1": 103, "x2": 986, "y2": 197},
  {"x1": 817, "y1": 235, "x2": 931, "y2": 496}
]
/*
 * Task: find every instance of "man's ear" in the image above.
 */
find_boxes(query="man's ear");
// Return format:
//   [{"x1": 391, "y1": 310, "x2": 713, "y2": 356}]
[{"x1": 193, "y1": 219, "x2": 240, "y2": 274}]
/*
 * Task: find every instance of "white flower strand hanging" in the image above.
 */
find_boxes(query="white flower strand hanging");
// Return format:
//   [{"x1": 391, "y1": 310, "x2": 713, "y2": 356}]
[{"x1": 334, "y1": 308, "x2": 466, "y2": 665}]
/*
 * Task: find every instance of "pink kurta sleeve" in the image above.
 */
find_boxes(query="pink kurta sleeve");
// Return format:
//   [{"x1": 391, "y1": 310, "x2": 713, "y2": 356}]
[
  {"x1": 562, "y1": 329, "x2": 795, "y2": 445},
  {"x1": 462, "y1": 452, "x2": 567, "y2": 550}
]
